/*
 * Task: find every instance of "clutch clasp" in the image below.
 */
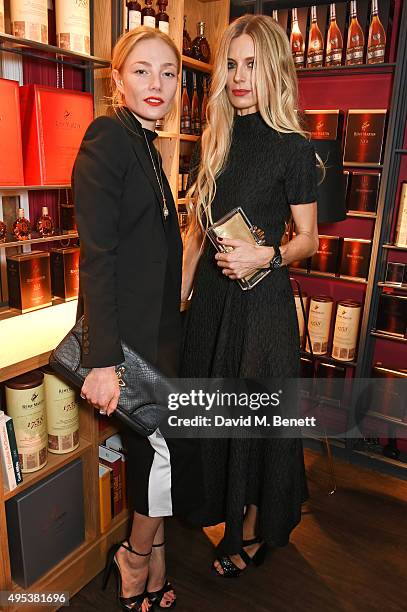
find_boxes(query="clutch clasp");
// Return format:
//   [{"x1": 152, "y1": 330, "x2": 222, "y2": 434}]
[{"x1": 116, "y1": 366, "x2": 126, "y2": 387}]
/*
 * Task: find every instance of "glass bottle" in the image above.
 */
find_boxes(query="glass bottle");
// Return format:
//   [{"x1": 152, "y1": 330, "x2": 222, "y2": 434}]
[
  {"x1": 272, "y1": 10, "x2": 278, "y2": 22},
  {"x1": 192, "y1": 21, "x2": 211, "y2": 64},
  {"x1": 325, "y1": 4, "x2": 343, "y2": 66},
  {"x1": 306, "y1": 6, "x2": 324, "y2": 68},
  {"x1": 142, "y1": 0, "x2": 156, "y2": 29},
  {"x1": 367, "y1": 0, "x2": 386, "y2": 64},
  {"x1": 0, "y1": 219, "x2": 6, "y2": 243},
  {"x1": 346, "y1": 0, "x2": 365, "y2": 65},
  {"x1": 290, "y1": 8, "x2": 304, "y2": 69},
  {"x1": 191, "y1": 72, "x2": 201, "y2": 136},
  {"x1": 183, "y1": 16, "x2": 192, "y2": 56},
  {"x1": 180, "y1": 69, "x2": 191, "y2": 134},
  {"x1": 123, "y1": 1, "x2": 128, "y2": 33},
  {"x1": 156, "y1": 0, "x2": 169, "y2": 35},
  {"x1": 36, "y1": 206, "x2": 55, "y2": 237},
  {"x1": 12, "y1": 208, "x2": 31, "y2": 241},
  {"x1": 201, "y1": 76, "x2": 208, "y2": 130},
  {"x1": 128, "y1": 1, "x2": 142, "y2": 30}
]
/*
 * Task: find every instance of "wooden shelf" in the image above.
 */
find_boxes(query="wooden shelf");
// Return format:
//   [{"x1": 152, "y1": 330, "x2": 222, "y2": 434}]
[
  {"x1": 383, "y1": 243, "x2": 407, "y2": 251},
  {"x1": 156, "y1": 131, "x2": 178, "y2": 139},
  {"x1": 378, "y1": 282, "x2": 407, "y2": 290},
  {"x1": 300, "y1": 351, "x2": 358, "y2": 368},
  {"x1": 0, "y1": 233, "x2": 78, "y2": 250},
  {"x1": 346, "y1": 211, "x2": 377, "y2": 219},
  {"x1": 371, "y1": 330, "x2": 407, "y2": 343},
  {"x1": 296, "y1": 62, "x2": 396, "y2": 78},
  {"x1": 182, "y1": 55, "x2": 213, "y2": 73},
  {"x1": 290, "y1": 268, "x2": 368, "y2": 285},
  {"x1": 180, "y1": 133, "x2": 200, "y2": 142},
  {"x1": 3, "y1": 438, "x2": 92, "y2": 502},
  {"x1": 0, "y1": 185, "x2": 70, "y2": 192},
  {"x1": 0, "y1": 32, "x2": 110, "y2": 69}
]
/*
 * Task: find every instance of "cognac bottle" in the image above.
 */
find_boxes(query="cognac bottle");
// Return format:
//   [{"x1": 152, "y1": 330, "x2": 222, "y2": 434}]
[
  {"x1": 306, "y1": 6, "x2": 324, "y2": 68},
  {"x1": 156, "y1": 0, "x2": 169, "y2": 35},
  {"x1": 12, "y1": 208, "x2": 31, "y2": 241},
  {"x1": 367, "y1": 0, "x2": 386, "y2": 64},
  {"x1": 0, "y1": 219, "x2": 6, "y2": 243},
  {"x1": 183, "y1": 16, "x2": 192, "y2": 56},
  {"x1": 37, "y1": 206, "x2": 54, "y2": 237},
  {"x1": 325, "y1": 3, "x2": 343, "y2": 66},
  {"x1": 142, "y1": 0, "x2": 156, "y2": 29},
  {"x1": 180, "y1": 69, "x2": 191, "y2": 134},
  {"x1": 191, "y1": 72, "x2": 201, "y2": 136},
  {"x1": 192, "y1": 21, "x2": 211, "y2": 64},
  {"x1": 201, "y1": 76, "x2": 208, "y2": 130},
  {"x1": 346, "y1": 0, "x2": 365, "y2": 65},
  {"x1": 128, "y1": 1, "x2": 142, "y2": 30},
  {"x1": 290, "y1": 8, "x2": 304, "y2": 69}
]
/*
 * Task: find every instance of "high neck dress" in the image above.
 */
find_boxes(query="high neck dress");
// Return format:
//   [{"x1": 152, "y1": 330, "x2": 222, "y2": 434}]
[{"x1": 180, "y1": 111, "x2": 318, "y2": 553}]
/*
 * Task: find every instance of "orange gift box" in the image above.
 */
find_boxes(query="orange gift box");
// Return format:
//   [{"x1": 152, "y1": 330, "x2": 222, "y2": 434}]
[
  {"x1": 19, "y1": 85, "x2": 93, "y2": 185},
  {"x1": 0, "y1": 79, "x2": 24, "y2": 186}
]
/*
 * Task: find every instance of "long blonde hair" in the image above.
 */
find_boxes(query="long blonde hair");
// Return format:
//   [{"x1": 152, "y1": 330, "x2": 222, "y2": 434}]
[
  {"x1": 190, "y1": 14, "x2": 318, "y2": 230},
  {"x1": 111, "y1": 26, "x2": 181, "y2": 108}
]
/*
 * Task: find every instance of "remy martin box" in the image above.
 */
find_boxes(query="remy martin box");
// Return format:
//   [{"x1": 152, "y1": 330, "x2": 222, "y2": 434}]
[
  {"x1": 343, "y1": 110, "x2": 387, "y2": 167},
  {"x1": 347, "y1": 171, "x2": 381, "y2": 214},
  {"x1": 304, "y1": 110, "x2": 342, "y2": 140},
  {"x1": 7, "y1": 251, "x2": 52, "y2": 312},
  {"x1": 339, "y1": 238, "x2": 372, "y2": 280},
  {"x1": 50, "y1": 247, "x2": 80, "y2": 301},
  {"x1": 0, "y1": 78, "x2": 24, "y2": 186},
  {"x1": 385, "y1": 262, "x2": 405, "y2": 286},
  {"x1": 376, "y1": 294, "x2": 407, "y2": 338},
  {"x1": 310, "y1": 235, "x2": 340, "y2": 275}
]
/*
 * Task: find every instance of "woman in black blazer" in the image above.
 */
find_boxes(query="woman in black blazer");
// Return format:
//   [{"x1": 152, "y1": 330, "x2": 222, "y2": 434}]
[{"x1": 72, "y1": 28, "x2": 200, "y2": 612}]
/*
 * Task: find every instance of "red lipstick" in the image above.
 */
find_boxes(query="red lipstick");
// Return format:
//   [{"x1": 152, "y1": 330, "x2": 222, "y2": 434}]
[
  {"x1": 144, "y1": 97, "x2": 164, "y2": 106},
  {"x1": 232, "y1": 89, "x2": 251, "y2": 97}
]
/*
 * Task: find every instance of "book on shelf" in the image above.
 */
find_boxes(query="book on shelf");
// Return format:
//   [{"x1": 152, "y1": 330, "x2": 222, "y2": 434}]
[
  {"x1": 98, "y1": 463, "x2": 112, "y2": 533},
  {"x1": 105, "y1": 433, "x2": 127, "y2": 509},
  {"x1": 0, "y1": 410, "x2": 23, "y2": 492},
  {"x1": 98, "y1": 445, "x2": 123, "y2": 517}
]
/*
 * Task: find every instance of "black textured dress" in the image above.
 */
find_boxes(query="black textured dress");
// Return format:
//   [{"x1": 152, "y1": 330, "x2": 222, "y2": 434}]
[{"x1": 180, "y1": 111, "x2": 318, "y2": 553}]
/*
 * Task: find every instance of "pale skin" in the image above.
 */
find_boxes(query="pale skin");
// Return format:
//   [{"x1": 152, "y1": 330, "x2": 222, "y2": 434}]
[
  {"x1": 181, "y1": 34, "x2": 318, "y2": 574},
  {"x1": 80, "y1": 38, "x2": 179, "y2": 610}
]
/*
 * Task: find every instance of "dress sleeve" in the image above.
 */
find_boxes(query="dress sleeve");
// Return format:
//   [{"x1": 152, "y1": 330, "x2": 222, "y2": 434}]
[
  {"x1": 284, "y1": 137, "x2": 318, "y2": 205},
  {"x1": 72, "y1": 116, "x2": 128, "y2": 368}
]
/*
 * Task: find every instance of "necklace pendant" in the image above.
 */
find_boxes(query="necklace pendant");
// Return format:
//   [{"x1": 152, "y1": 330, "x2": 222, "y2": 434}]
[{"x1": 163, "y1": 206, "x2": 169, "y2": 219}]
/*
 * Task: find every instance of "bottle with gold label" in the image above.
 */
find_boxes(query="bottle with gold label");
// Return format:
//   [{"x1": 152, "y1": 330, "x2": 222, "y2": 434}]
[
  {"x1": 142, "y1": 0, "x2": 156, "y2": 28},
  {"x1": 191, "y1": 72, "x2": 201, "y2": 136},
  {"x1": 201, "y1": 76, "x2": 209, "y2": 130},
  {"x1": 36, "y1": 206, "x2": 55, "y2": 237},
  {"x1": 183, "y1": 16, "x2": 192, "y2": 56},
  {"x1": 12, "y1": 208, "x2": 31, "y2": 241},
  {"x1": 290, "y1": 8, "x2": 304, "y2": 69},
  {"x1": 306, "y1": 6, "x2": 324, "y2": 68},
  {"x1": 156, "y1": 0, "x2": 169, "y2": 35},
  {"x1": 180, "y1": 69, "x2": 191, "y2": 134},
  {"x1": 346, "y1": 0, "x2": 365, "y2": 65},
  {"x1": 42, "y1": 367, "x2": 80, "y2": 454},
  {"x1": 192, "y1": 21, "x2": 211, "y2": 63},
  {"x1": 5, "y1": 371, "x2": 48, "y2": 473},
  {"x1": 325, "y1": 4, "x2": 343, "y2": 66},
  {"x1": 367, "y1": 0, "x2": 386, "y2": 64}
]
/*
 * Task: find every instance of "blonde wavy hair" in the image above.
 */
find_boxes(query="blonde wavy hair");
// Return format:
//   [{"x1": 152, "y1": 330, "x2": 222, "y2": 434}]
[
  {"x1": 110, "y1": 26, "x2": 181, "y2": 109},
  {"x1": 190, "y1": 14, "x2": 320, "y2": 230}
]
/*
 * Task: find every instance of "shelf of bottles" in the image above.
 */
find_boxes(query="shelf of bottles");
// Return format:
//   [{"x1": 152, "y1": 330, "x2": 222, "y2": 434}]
[{"x1": 124, "y1": 0, "x2": 170, "y2": 33}]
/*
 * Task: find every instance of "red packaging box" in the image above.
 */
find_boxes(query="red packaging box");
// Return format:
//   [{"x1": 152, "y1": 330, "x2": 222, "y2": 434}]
[
  {"x1": 0, "y1": 79, "x2": 24, "y2": 186},
  {"x1": 19, "y1": 85, "x2": 93, "y2": 185}
]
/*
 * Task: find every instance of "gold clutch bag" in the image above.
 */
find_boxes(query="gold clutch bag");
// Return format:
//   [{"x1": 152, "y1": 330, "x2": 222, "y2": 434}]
[{"x1": 207, "y1": 207, "x2": 270, "y2": 290}]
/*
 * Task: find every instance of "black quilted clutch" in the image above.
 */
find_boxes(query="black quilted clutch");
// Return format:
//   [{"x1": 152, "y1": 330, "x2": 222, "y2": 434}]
[{"x1": 49, "y1": 316, "x2": 171, "y2": 437}]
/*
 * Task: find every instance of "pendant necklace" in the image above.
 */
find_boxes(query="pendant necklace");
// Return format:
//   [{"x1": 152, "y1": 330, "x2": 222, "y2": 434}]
[{"x1": 142, "y1": 129, "x2": 169, "y2": 220}]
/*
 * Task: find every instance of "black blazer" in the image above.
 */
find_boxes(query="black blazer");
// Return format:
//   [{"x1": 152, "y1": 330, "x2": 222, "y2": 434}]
[{"x1": 72, "y1": 107, "x2": 181, "y2": 369}]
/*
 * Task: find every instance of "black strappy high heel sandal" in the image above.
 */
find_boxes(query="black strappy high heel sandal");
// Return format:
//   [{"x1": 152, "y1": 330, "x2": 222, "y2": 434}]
[
  {"x1": 146, "y1": 542, "x2": 176, "y2": 609},
  {"x1": 102, "y1": 540, "x2": 152, "y2": 611},
  {"x1": 212, "y1": 537, "x2": 268, "y2": 578}
]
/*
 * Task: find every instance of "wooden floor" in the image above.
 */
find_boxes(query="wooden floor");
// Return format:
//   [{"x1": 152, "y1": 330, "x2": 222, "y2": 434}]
[{"x1": 70, "y1": 447, "x2": 407, "y2": 612}]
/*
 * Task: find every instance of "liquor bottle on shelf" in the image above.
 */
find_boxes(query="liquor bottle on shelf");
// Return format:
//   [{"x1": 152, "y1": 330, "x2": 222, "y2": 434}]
[
  {"x1": 367, "y1": 0, "x2": 386, "y2": 64},
  {"x1": 325, "y1": 4, "x2": 343, "y2": 66},
  {"x1": 183, "y1": 16, "x2": 192, "y2": 56},
  {"x1": 306, "y1": 6, "x2": 324, "y2": 68},
  {"x1": 192, "y1": 21, "x2": 211, "y2": 64},
  {"x1": 346, "y1": 0, "x2": 365, "y2": 65},
  {"x1": 272, "y1": 10, "x2": 278, "y2": 22},
  {"x1": 128, "y1": 1, "x2": 142, "y2": 30},
  {"x1": 180, "y1": 69, "x2": 191, "y2": 134},
  {"x1": 290, "y1": 8, "x2": 304, "y2": 69},
  {"x1": 156, "y1": 0, "x2": 169, "y2": 35},
  {"x1": 0, "y1": 219, "x2": 6, "y2": 243},
  {"x1": 201, "y1": 76, "x2": 209, "y2": 130},
  {"x1": 60, "y1": 190, "x2": 77, "y2": 234},
  {"x1": 36, "y1": 207, "x2": 55, "y2": 237},
  {"x1": 191, "y1": 72, "x2": 201, "y2": 136},
  {"x1": 12, "y1": 208, "x2": 31, "y2": 241},
  {"x1": 142, "y1": 0, "x2": 156, "y2": 29}
]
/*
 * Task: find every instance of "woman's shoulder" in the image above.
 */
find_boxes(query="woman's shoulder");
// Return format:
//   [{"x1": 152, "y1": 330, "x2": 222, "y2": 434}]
[
  {"x1": 82, "y1": 114, "x2": 130, "y2": 149},
  {"x1": 277, "y1": 130, "x2": 315, "y2": 153}
]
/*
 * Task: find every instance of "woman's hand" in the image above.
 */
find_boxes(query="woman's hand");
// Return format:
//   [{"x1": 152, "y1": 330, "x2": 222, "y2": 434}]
[
  {"x1": 215, "y1": 237, "x2": 274, "y2": 280},
  {"x1": 80, "y1": 366, "x2": 120, "y2": 417}
]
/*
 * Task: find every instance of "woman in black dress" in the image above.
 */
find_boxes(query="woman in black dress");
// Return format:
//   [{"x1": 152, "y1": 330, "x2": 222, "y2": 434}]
[
  {"x1": 181, "y1": 14, "x2": 320, "y2": 576},
  {"x1": 73, "y1": 28, "x2": 201, "y2": 610}
]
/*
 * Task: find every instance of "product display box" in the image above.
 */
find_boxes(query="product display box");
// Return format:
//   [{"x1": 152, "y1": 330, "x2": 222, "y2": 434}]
[
  {"x1": 7, "y1": 251, "x2": 52, "y2": 313},
  {"x1": 347, "y1": 171, "x2": 381, "y2": 214},
  {"x1": 313, "y1": 139, "x2": 347, "y2": 223},
  {"x1": 339, "y1": 238, "x2": 372, "y2": 280},
  {"x1": 0, "y1": 78, "x2": 24, "y2": 186},
  {"x1": 310, "y1": 235, "x2": 340, "y2": 275},
  {"x1": 394, "y1": 182, "x2": 407, "y2": 247},
  {"x1": 50, "y1": 246, "x2": 80, "y2": 301},
  {"x1": 6, "y1": 458, "x2": 84, "y2": 588},
  {"x1": 372, "y1": 364, "x2": 407, "y2": 421},
  {"x1": 343, "y1": 110, "x2": 387, "y2": 167},
  {"x1": 376, "y1": 294, "x2": 407, "y2": 338},
  {"x1": 19, "y1": 85, "x2": 93, "y2": 185},
  {"x1": 304, "y1": 110, "x2": 342, "y2": 140},
  {"x1": 385, "y1": 262, "x2": 406, "y2": 286}
]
